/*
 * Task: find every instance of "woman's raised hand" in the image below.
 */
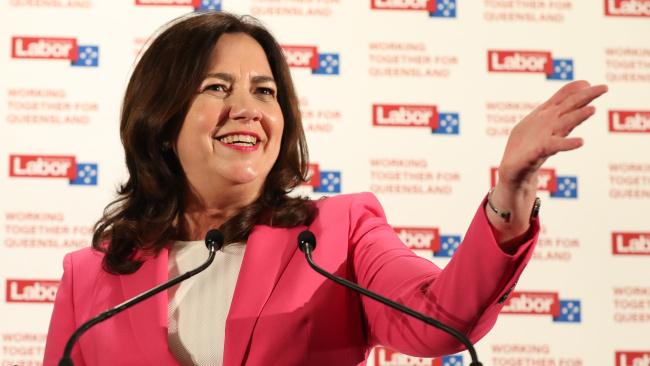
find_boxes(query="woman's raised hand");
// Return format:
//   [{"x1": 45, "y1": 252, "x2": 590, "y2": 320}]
[{"x1": 489, "y1": 80, "x2": 608, "y2": 250}]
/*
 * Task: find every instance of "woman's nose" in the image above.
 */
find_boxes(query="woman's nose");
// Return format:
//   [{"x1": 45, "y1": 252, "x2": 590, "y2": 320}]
[{"x1": 226, "y1": 92, "x2": 262, "y2": 123}]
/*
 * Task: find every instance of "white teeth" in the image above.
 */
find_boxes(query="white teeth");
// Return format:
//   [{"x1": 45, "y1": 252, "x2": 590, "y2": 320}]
[{"x1": 217, "y1": 134, "x2": 258, "y2": 145}]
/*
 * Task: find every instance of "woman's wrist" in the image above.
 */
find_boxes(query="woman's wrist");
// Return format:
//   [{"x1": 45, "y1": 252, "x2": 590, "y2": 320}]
[{"x1": 485, "y1": 179, "x2": 539, "y2": 251}]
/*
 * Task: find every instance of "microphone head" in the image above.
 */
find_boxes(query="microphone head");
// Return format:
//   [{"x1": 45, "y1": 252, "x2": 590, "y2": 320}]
[
  {"x1": 297, "y1": 230, "x2": 316, "y2": 253},
  {"x1": 204, "y1": 229, "x2": 225, "y2": 251}
]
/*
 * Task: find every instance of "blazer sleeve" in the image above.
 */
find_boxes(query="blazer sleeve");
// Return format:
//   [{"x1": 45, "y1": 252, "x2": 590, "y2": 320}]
[
  {"x1": 43, "y1": 253, "x2": 86, "y2": 366},
  {"x1": 349, "y1": 192, "x2": 539, "y2": 357}
]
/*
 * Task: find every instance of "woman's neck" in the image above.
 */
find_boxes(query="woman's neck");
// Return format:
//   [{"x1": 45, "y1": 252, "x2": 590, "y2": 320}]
[{"x1": 177, "y1": 184, "x2": 261, "y2": 241}]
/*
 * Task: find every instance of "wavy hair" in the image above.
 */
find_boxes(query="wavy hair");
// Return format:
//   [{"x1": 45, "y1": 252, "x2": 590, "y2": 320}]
[{"x1": 93, "y1": 12, "x2": 316, "y2": 274}]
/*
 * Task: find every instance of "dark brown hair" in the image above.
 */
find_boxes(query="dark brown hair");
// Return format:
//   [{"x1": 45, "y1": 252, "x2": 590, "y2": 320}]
[{"x1": 93, "y1": 12, "x2": 316, "y2": 274}]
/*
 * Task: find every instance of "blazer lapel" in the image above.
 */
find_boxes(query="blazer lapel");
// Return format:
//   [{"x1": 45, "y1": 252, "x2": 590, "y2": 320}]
[
  {"x1": 223, "y1": 225, "x2": 305, "y2": 366},
  {"x1": 119, "y1": 248, "x2": 179, "y2": 365}
]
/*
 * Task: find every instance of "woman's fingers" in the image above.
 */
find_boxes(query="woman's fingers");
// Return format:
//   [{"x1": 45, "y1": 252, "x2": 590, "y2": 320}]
[
  {"x1": 546, "y1": 136, "x2": 584, "y2": 156},
  {"x1": 542, "y1": 80, "x2": 591, "y2": 107},
  {"x1": 554, "y1": 105, "x2": 596, "y2": 136},
  {"x1": 556, "y1": 84, "x2": 608, "y2": 116}
]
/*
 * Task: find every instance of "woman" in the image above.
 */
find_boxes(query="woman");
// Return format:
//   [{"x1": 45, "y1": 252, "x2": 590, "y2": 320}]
[{"x1": 43, "y1": 11, "x2": 607, "y2": 366}]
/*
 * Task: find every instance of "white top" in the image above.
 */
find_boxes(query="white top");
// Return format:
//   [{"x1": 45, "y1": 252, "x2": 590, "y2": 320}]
[{"x1": 167, "y1": 240, "x2": 246, "y2": 366}]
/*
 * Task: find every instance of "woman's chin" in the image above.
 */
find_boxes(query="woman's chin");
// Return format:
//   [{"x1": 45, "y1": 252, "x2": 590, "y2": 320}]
[{"x1": 224, "y1": 165, "x2": 262, "y2": 185}]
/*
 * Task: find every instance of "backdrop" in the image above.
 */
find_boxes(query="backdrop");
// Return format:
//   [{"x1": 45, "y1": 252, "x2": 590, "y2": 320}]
[{"x1": 1, "y1": 1, "x2": 649, "y2": 365}]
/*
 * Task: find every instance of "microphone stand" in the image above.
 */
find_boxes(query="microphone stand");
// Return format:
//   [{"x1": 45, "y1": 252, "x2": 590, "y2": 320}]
[
  {"x1": 58, "y1": 229, "x2": 224, "y2": 366},
  {"x1": 297, "y1": 230, "x2": 483, "y2": 366}
]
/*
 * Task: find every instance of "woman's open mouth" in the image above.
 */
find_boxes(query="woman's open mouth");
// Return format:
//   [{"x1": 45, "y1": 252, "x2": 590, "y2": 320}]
[{"x1": 214, "y1": 132, "x2": 261, "y2": 151}]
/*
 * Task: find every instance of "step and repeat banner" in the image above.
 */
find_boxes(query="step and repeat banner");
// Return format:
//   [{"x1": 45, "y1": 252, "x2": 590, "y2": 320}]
[{"x1": 1, "y1": 1, "x2": 649, "y2": 365}]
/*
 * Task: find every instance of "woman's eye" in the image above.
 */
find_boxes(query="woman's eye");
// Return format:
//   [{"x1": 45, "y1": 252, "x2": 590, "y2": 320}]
[
  {"x1": 204, "y1": 84, "x2": 229, "y2": 93},
  {"x1": 257, "y1": 87, "x2": 276, "y2": 97}
]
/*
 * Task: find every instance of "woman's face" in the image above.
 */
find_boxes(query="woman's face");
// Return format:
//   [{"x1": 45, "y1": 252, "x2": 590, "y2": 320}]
[{"x1": 175, "y1": 33, "x2": 284, "y2": 201}]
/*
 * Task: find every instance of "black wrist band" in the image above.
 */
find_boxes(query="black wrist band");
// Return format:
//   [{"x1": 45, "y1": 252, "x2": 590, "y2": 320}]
[
  {"x1": 487, "y1": 188, "x2": 511, "y2": 222},
  {"x1": 488, "y1": 188, "x2": 541, "y2": 224}
]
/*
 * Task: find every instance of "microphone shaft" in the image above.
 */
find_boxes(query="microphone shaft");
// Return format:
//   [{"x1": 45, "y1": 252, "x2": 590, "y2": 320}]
[
  {"x1": 58, "y1": 245, "x2": 218, "y2": 366},
  {"x1": 303, "y1": 246, "x2": 482, "y2": 366}
]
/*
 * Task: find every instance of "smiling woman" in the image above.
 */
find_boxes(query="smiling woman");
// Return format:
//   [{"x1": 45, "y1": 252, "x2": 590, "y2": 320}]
[
  {"x1": 42, "y1": 10, "x2": 607, "y2": 366},
  {"x1": 95, "y1": 13, "x2": 316, "y2": 274}
]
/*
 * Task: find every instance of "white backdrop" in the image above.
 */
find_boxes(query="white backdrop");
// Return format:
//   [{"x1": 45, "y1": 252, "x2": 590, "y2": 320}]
[{"x1": 1, "y1": 1, "x2": 649, "y2": 365}]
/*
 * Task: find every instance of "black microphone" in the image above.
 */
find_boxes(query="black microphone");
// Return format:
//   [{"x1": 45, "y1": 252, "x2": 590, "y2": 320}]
[
  {"x1": 297, "y1": 230, "x2": 483, "y2": 366},
  {"x1": 58, "y1": 229, "x2": 225, "y2": 366}
]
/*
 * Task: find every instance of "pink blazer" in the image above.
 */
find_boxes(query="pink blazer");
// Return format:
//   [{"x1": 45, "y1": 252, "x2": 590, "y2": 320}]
[{"x1": 43, "y1": 192, "x2": 538, "y2": 366}]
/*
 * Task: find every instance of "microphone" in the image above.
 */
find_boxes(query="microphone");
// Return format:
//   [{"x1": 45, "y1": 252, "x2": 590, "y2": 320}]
[
  {"x1": 297, "y1": 230, "x2": 483, "y2": 366},
  {"x1": 58, "y1": 229, "x2": 225, "y2": 366}
]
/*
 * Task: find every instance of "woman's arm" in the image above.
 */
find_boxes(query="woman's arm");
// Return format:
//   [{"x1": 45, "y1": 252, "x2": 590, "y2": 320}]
[
  {"x1": 349, "y1": 192, "x2": 538, "y2": 357},
  {"x1": 351, "y1": 81, "x2": 607, "y2": 357}
]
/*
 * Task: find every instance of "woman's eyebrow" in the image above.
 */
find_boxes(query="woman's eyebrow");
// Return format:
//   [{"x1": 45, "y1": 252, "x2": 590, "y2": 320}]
[
  {"x1": 251, "y1": 75, "x2": 276, "y2": 84},
  {"x1": 203, "y1": 73, "x2": 275, "y2": 85},
  {"x1": 204, "y1": 72, "x2": 233, "y2": 82}
]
